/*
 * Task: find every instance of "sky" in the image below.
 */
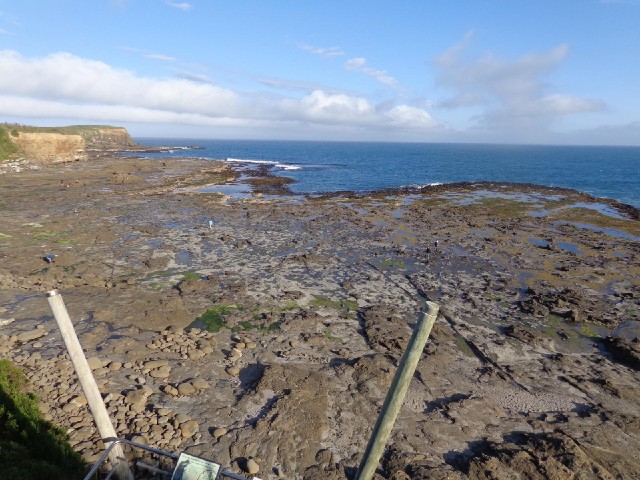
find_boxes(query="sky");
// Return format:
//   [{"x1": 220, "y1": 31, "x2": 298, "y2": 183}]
[{"x1": 1, "y1": 1, "x2": 640, "y2": 145}]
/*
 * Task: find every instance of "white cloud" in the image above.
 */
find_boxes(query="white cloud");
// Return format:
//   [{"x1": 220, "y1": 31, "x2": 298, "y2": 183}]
[
  {"x1": 435, "y1": 35, "x2": 604, "y2": 129},
  {"x1": 385, "y1": 105, "x2": 439, "y2": 128},
  {"x1": 0, "y1": 50, "x2": 238, "y2": 115},
  {"x1": 345, "y1": 58, "x2": 367, "y2": 69},
  {"x1": 144, "y1": 53, "x2": 176, "y2": 62},
  {"x1": 164, "y1": 1, "x2": 192, "y2": 11},
  {"x1": 0, "y1": 28, "x2": 9, "y2": 35},
  {"x1": 0, "y1": 50, "x2": 441, "y2": 138},
  {"x1": 299, "y1": 44, "x2": 345, "y2": 58},
  {"x1": 297, "y1": 90, "x2": 374, "y2": 123},
  {"x1": 176, "y1": 72, "x2": 213, "y2": 84},
  {"x1": 345, "y1": 57, "x2": 398, "y2": 87}
]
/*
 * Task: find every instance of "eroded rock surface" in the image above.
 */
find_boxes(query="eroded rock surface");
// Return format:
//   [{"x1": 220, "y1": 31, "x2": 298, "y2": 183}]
[{"x1": 1, "y1": 155, "x2": 638, "y2": 479}]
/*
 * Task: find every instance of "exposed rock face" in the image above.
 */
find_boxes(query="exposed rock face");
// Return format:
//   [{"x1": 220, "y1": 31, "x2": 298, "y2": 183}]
[
  {"x1": 80, "y1": 127, "x2": 136, "y2": 149},
  {"x1": 7, "y1": 126, "x2": 136, "y2": 163},
  {"x1": 13, "y1": 132, "x2": 86, "y2": 162}
]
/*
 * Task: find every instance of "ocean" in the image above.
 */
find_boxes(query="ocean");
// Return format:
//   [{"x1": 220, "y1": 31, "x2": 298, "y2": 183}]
[{"x1": 133, "y1": 139, "x2": 640, "y2": 208}]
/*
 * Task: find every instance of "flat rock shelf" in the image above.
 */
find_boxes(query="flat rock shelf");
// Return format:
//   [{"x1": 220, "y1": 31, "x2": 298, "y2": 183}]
[{"x1": 0, "y1": 154, "x2": 639, "y2": 479}]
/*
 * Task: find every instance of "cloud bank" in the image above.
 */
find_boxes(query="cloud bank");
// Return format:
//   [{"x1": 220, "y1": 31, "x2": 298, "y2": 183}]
[
  {"x1": 0, "y1": 50, "x2": 440, "y2": 139},
  {"x1": 435, "y1": 33, "x2": 605, "y2": 131}
]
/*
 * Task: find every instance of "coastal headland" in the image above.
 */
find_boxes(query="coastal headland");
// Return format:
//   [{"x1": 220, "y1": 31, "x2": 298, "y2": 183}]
[{"x1": 0, "y1": 136, "x2": 639, "y2": 479}]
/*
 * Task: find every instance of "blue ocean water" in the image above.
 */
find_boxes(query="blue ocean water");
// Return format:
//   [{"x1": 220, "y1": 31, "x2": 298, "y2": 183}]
[{"x1": 134, "y1": 139, "x2": 640, "y2": 208}]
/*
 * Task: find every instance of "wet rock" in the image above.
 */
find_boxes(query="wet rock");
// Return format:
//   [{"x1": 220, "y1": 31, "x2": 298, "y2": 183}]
[
  {"x1": 16, "y1": 328, "x2": 48, "y2": 343},
  {"x1": 504, "y1": 323, "x2": 555, "y2": 349}
]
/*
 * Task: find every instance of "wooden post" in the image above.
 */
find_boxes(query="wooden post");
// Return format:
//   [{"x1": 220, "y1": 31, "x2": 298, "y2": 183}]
[
  {"x1": 47, "y1": 290, "x2": 132, "y2": 480},
  {"x1": 355, "y1": 301, "x2": 440, "y2": 480}
]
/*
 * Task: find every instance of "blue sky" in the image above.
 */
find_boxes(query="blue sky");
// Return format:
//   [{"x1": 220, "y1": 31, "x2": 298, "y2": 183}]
[{"x1": 1, "y1": 0, "x2": 639, "y2": 144}]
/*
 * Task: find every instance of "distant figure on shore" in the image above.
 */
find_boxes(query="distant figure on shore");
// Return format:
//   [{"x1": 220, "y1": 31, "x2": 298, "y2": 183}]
[
  {"x1": 208, "y1": 220, "x2": 213, "y2": 229},
  {"x1": 43, "y1": 254, "x2": 57, "y2": 263},
  {"x1": 434, "y1": 240, "x2": 439, "y2": 252}
]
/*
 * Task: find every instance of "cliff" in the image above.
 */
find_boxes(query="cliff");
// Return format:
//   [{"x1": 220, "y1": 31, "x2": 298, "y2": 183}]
[{"x1": 0, "y1": 124, "x2": 137, "y2": 163}]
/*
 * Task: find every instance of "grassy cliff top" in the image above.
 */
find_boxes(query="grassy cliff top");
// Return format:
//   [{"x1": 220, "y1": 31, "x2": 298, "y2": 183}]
[
  {"x1": 1, "y1": 123, "x2": 123, "y2": 135},
  {"x1": 0, "y1": 125, "x2": 20, "y2": 159}
]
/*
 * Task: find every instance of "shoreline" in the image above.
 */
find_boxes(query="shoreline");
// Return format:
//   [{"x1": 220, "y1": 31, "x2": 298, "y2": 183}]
[
  {"x1": 0, "y1": 152, "x2": 639, "y2": 478},
  {"x1": 124, "y1": 139, "x2": 640, "y2": 208}
]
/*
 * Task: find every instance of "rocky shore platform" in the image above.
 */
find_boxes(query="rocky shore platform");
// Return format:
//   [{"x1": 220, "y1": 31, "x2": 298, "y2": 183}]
[{"x1": 1, "y1": 153, "x2": 639, "y2": 479}]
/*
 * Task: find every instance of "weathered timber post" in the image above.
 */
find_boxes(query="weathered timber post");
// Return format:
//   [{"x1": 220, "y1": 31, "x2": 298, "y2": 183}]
[
  {"x1": 355, "y1": 301, "x2": 440, "y2": 480},
  {"x1": 47, "y1": 290, "x2": 132, "y2": 480}
]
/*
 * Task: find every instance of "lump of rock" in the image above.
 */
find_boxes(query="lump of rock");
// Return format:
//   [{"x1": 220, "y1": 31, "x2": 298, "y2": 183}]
[
  {"x1": 163, "y1": 385, "x2": 179, "y2": 396},
  {"x1": 125, "y1": 386, "x2": 152, "y2": 406},
  {"x1": 181, "y1": 420, "x2": 199, "y2": 438},
  {"x1": 16, "y1": 328, "x2": 48, "y2": 343},
  {"x1": 466, "y1": 431, "x2": 623, "y2": 479},
  {"x1": 360, "y1": 304, "x2": 410, "y2": 354},
  {"x1": 87, "y1": 356, "x2": 103, "y2": 370},
  {"x1": 504, "y1": 323, "x2": 555, "y2": 350},
  {"x1": 144, "y1": 359, "x2": 169, "y2": 370},
  {"x1": 149, "y1": 365, "x2": 171, "y2": 378},
  {"x1": 177, "y1": 382, "x2": 196, "y2": 396},
  {"x1": 191, "y1": 378, "x2": 209, "y2": 390},
  {"x1": 212, "y1": 427, "x2": 227, "y2": 438},
  {"x1": 603, "y1": 336, "x2": 640, "y2": 370},
  {"x1": 244, "y1": 458, "x2": 259, "y2": 475}
]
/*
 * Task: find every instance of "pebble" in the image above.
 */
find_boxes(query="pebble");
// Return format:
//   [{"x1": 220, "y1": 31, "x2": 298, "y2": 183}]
[
  {"x1": 163, "y1": 385, "x2": 179, "y2": 396},
  {"x1": 181, "y1": 420, "x2": 199, "y2": 437},
  {"x1": 149, "y1": 365, "x2": 171, "y2": 378},
  {"x1": 226, "y1": 366, "x2": 240, "y2": 376},
  {"x1": 175, "y1": 413, "x2": 190, "y2": 424},
  {"x1": 177, "y1": 382, "x2": 196, "y2": 396},
  {"x1": 109, "y1": 361, "x2": 122, "y2": 371},
  {"x1": 144, "y1": 359, "x2": 169, "y2": 370},
  {"x1": 212, "y1": 427, "x2": 228, "y2": 438},
  {"x1": 245, "y1": 458, "x2": 260, "y2": 475},
  {"x1": 87, "y1": 356, "x2": 103, "y2": 370},
  {"x1": 192, "y1": 378, "x2": 209, "y2": 390},
  {"x1": 125, "y1": 388, "x2": 150, "y2": 405}
]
